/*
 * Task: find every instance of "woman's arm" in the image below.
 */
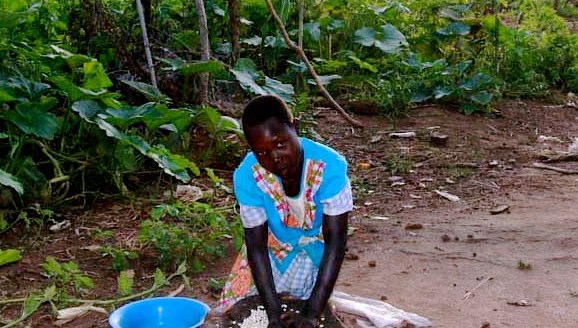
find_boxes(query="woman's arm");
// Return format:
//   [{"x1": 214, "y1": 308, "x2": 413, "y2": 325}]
[
  {"x1": 245, "y1": 222, "x2": 286, "y2": 328},
  {"x1": 297, "y1": 212, "x2": 349, "y2": 326}
]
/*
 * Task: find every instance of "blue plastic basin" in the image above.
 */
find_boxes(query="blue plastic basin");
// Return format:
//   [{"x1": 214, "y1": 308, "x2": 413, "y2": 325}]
[{"x1": 108, "y1": 297, "x2": 210, "y2": 328}]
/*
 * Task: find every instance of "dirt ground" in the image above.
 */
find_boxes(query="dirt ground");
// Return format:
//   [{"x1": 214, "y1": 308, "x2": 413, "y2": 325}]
[{"x1": 2, "y1": 100, "x2": 578, "y2": 328}]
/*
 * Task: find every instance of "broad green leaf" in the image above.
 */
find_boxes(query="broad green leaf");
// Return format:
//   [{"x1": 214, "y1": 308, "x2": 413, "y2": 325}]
[
  {"x1": 262, "y1": 77, "x2": 294, "y2": 103},
  {"x1": 354, "y1": 27, "x2": 377, "y2": 47},
  {"x1": 71, "y1": 100, "x2": 103, "y2": 122},
  {"x1": 470, "y1": 91, "x2": 493, "y2": 105},
  {"x1": 460, "y1": 103, "x2": 479, "y2": 115},
  {"x1": 0, "y1": 12, "x2": 28, "y2": 28},
  {"x1": 242, "y1": 36, "x2": 263, "y2": 46},
  {"x1": 0, "y1": 87, "x2": 16, "y2": 102},
  {"x1": 375, "y1": 24, "x2": 408, "y2": 54},
  {"x1": 22, "y1": 294, "x2": 43, "y2": 317},
  {"x1": 433, "y1": 86, "x2": 453, "y2": 99},
  {"x1": 51, "y1": 76, "x2": 111, "y2": 101},
  {"x1": 83, "y1": 61, "x2": 113, "y2": 90},
  {"x1": 304, "y1": 22, "x2": 321, "y2": 41},
  {"x1": 437, "y1": 22, "x2": 470, "y2": 36},
  {"x1": 43, "y1": 45, "x2": 93, "y2": 70},
  {"x1": 460, "y1": 73, "x2": 493, "y2": 90},
  {"x1": 0, "y1": 216, "x2": 7, "y2": 232},
  {"x1": 117, "y1": 270, "x2": 135, "y2": 296},
  {"x1": 234, "y1": 58, "x2": 259, "y2": 75},
  {"x1": 114, "y1": 144, "x2": 138, "y2": 172},
  {"x1": 231, "y1": 69, "x2": 266, "y2": 95},
  {"x1": 326, "y1": 19, "x2": 344, "y2": 31},
  {"x1": 287, "y1": 60, "x2": 307, "y2": 73},
  {"x1": 4, "y1": 76, "x2": 50, "y2": 99},
  {"x1": 120, "y1": 80, "x2": 168, "y2": 103},
  {"x1": 3, "y1": 104, "x2": 59, "y2": 140},
  {"x1": 307, "y1": 74, "x2": 342, "y2": 86},
  {"x1": 0, "y1": 249, "x2": 22, "y2": 267},
  {"x1": 0, "y1": 169, "x2": 24, "y2": 195},
  {"x1": 411, "y1": 89, "x2": 432, "y2": 103},
  {"x1": 153, "y1": 268, "x2": 166, "y2": 288}
]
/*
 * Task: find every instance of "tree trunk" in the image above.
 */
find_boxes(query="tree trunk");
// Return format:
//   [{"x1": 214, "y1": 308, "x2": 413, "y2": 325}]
[
  {"x1": 194, "y1": 0, "x2": 210, "y2": 104},
  {"x1": 228, "y1": 0, "x2": 241, "y2": 65},
  {"x1": 136, "y1": 0, "x2": 158, "y2": 89}
]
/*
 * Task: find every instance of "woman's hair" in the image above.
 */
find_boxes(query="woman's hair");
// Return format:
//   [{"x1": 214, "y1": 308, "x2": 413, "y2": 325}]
[{"x1": 241, "y1": 95, "x2": 293, "y2": 133}]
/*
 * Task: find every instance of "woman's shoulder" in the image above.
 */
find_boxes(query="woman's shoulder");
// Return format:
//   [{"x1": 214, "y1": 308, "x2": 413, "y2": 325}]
[
  {"x1": 301, "y1": 138, "x2": 347, "y2": 165},
  {"x1": 234, "y1": 152, "x2": 258, "y2": 177}
]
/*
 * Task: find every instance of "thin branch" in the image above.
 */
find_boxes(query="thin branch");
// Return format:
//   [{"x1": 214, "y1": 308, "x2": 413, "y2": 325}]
[
  {"x1": 264, "y1": 0, "x2": 363, "y2": 128},
  {"x1": 135, "y1": 0, "x2": 157, "y2": 89},
  {"x1": 531, "y1": 162, "x2": 578, "y2": 174}
]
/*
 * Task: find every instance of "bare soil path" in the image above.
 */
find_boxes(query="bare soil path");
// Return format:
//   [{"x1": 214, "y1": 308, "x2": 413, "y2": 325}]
[{"x1": 2, "y1": 100, "x2": 578, "y2": 328}]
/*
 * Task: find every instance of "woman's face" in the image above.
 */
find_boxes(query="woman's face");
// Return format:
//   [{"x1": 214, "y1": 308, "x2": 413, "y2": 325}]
[{"x1": 245, "y1": 117, "x2": 302, "y2": 181}]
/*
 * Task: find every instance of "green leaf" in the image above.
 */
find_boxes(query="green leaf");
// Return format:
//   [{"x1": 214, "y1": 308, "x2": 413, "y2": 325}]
[
  {"x1": 375, "y1": 24, "x2": 408, "y2": 54},
  {"x1": 75, "y1": 275, "x2": 95, "y2": 290},
  {"x1": 242, "y1": 36, "x2": 263, "y2": 46},
  {"x1": 71, "y1": 100, "x2": 104, "y2": 122},
  {"x1": 157, "y1": 58, "x2": 226, "y2": 77},
  {"x1": 348, "y1": 56, "x2": 378, "y2": 73},
  {"x1": 176, "y1": 261, "x2": 187, "y2": 275},
  {"x1": 43, "y1": 285, "x2": 57, "y2": 301},
  {"x1": 354, "y1": 27, "x2": 377, "y2": 47},
  {"x1": 0, "y1": 169, "x2": 24, "y2": 195},
  {"x1": 153, "y1": 268, "x2": 166, "y2": 288},
  {"x1": 43, "y1": 45, "x2": 93, "y2": 70},
  {"x1": 83, "y1": 61, "x2": 113, "y2": 90},
  {"x1": 120, "y1": 80, "x2": 169, "y2": 103},
  {"x1": 304, "y1": 22, "x2": 321, "y2": 41},
  {"x1": 460, "y1": 73, "x2": 493, "y2": 91},
  {"x1": 262, "y1": 77, "x2": 294, "y2": 103},
  {"x1": 42, "y1": 256, "x2": 64, "y2": 277},
  {"x1": 22, "y1": 294, "x2": 43, "y2": 317},
  {"x1": 460, "y1": 103, "x2": 479, "y2": 115},
  {"x1": 231, "y1": 69, "x2": 266, "y2": 96},
  {"x1": 411, "y1": 89, "x2": 432, "y2": 103},
  {"x1": 51, "y1": 76, "x2": 111, "y2": 101},
  {"x1": 437, "y1": 22, "x2": 470, "y2": 36},
  {"x1": 3, "y1": 104, "x2": 59, "y2": 140},
  {"x1": 0, "y1": 87, "x2": 16, "y2": 102},
  {"x1": 433, "y1": 86, "x2": 453, "y2": 99},
  {"x1": 470, "y1": 91, "x2": 493, "y2": 105},
  {"x1": 307, "y1": 74, "x2": 342, "y2": 86},
  {"x1": 117, "y1": 270, "x2": 134, "y2": 296},
  {"x1": 0, "y1": 249, "x2": 22, "y2": 267}
]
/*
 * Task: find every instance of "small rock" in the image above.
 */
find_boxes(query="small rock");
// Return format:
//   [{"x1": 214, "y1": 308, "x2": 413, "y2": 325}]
[
  {"x1": 488, "y1": 160, "x2": 499, "y2": 167},
  {"x1": 430, "y1": 131, "x2": 449, "y2": 146},
  {"x1": 345, "y1": 253, "x2": 359, "y2": 261},
  {"x1": 490, "y1": 204, "x2": 510, "y2": 215},
  {"x1": 507, "y1": 300, "x2": 531, "y2": 307},
  {"x1": 441, "y1": 234, "x2": 451, "y2": 242},
  {"x1": 405, "y1": 223, "x2": 423, "y2": 230},
  {"x1": 389, "y1": 131, "x2": 416, "y2": 139},
  {"x1": 388, "y1": 176, "x2": 404, "y2": 183},
  {"x1": 481, "y1": 322, "x2": 491, "y2": 328},
  {"x1": 357, "y1": 162, "x2": 372, "y2": 170},
  {"x1": 368, "y1": 260, "x2": 376, "y2": 267},
  {"x1": 380, "y1": 295, "x2": 388, "y2": 301},
  {"x1": 370, "y1": 135, "x2": 383, "y2": 143}
]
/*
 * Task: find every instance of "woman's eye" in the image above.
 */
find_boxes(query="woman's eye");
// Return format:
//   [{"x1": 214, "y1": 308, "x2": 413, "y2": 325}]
[{"x1": 276, "y1": 142, "x2": 285, "y2": 148}]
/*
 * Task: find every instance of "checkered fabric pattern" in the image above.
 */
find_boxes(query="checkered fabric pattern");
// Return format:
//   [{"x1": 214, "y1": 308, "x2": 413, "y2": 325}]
[{"x1": 271, "y1": 250, "x2": 318, "y2": 298}]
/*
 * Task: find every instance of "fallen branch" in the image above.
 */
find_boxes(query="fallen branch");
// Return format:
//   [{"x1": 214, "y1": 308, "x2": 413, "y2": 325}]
[
  {"x1": 531, "y1": 162, "x2": 578, "y2": 174},
  {"x1": 541, "y1": 152, "x2": 578, "y2": 163},
  {"x1": 263, "y1": 0, "x2": 363, "y2": 128},
  {"x1": 463, "y1": 276, "x2": 494, "y2": 300}
]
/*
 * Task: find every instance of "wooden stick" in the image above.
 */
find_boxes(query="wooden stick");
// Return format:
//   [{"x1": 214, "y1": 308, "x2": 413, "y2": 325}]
[
  {"x1": 263, "y1": 0, "x2": 364, "y2": 128},
  {"x1": 135, "y1": 0, "x2": 157, "y2": 89},
  {"x1": 531, "y1": 162, "x2": 578, "y2": 174},
  {"x1": 463, "y1": 276, "x2": 493, "y2": 300}
]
